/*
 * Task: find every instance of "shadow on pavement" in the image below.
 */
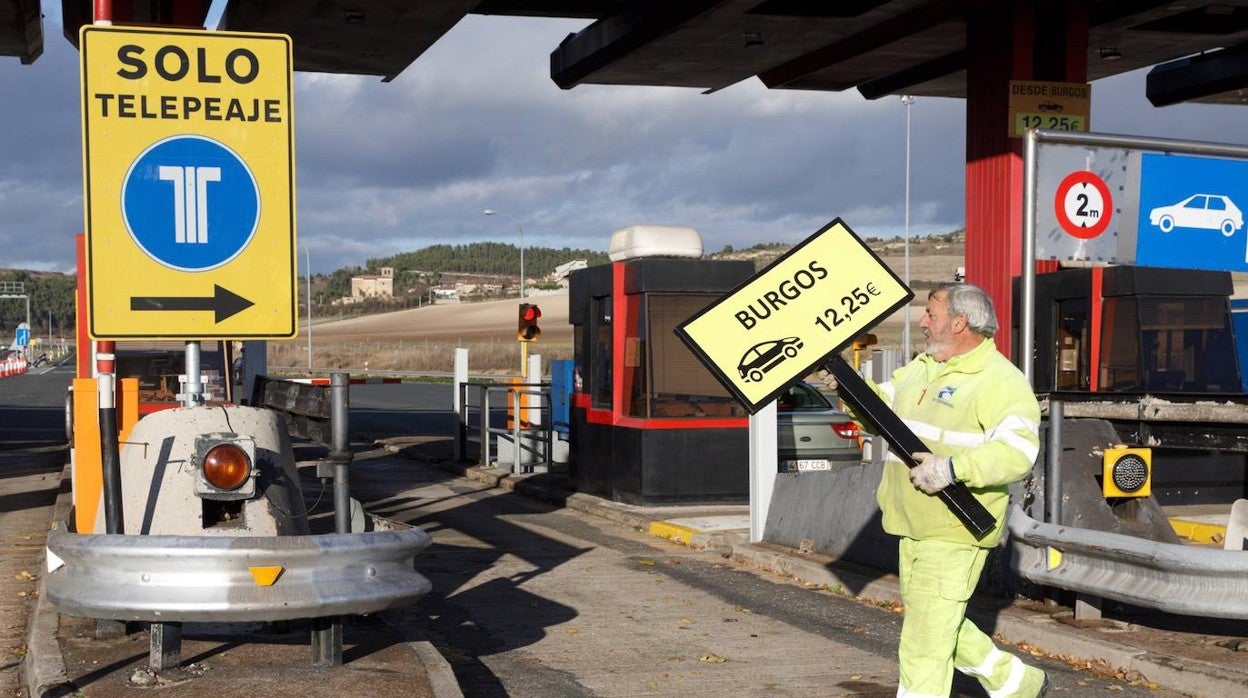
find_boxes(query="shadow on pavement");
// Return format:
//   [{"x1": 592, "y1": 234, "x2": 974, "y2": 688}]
[{"x1": 299, "y1": 433, "x2": 588, "y2": 696}]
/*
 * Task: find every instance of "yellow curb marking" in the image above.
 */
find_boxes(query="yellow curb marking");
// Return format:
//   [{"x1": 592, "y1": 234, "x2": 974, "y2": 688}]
[
  {"x1": 1168, "y1": 518, "x2": 1227, "y2": 545},
  {"x1": 649, "y1": 521, "x2": 700, "y2": 545}
]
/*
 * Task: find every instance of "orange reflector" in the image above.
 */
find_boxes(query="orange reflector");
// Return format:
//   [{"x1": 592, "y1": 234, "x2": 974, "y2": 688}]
[
  {"x1": 249, "y1": 566, "x2": 283, "y2": 586},
  {"x1": 203, "y1": 443, "x2": 251, "y2": 490}
]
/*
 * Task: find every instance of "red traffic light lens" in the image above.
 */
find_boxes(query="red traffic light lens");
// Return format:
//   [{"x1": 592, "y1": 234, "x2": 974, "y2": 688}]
[
  {"x1": 522, "y1": 306, "x2": 541, "y2": 321},
  {"x1": 202, "y1": 443, "x2": 252, "y2": 490}
]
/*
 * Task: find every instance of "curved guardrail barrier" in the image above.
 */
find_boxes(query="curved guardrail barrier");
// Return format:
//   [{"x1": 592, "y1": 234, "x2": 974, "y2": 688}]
[
  {"x1": 44, "y1": 516, "x2": 432, "y2": 622},
  {"x1": 1008, "y1": 505, "x2": 1248, "y2": 619}
]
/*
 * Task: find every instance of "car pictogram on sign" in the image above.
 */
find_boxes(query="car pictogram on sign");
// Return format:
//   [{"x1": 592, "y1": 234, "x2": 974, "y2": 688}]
[
  {"x1": 738, "y1": 336, "x2": 803, "y2": 383},
  {"x1": 1148, "y1": 194, "x2": 1244, "y2": 237}
]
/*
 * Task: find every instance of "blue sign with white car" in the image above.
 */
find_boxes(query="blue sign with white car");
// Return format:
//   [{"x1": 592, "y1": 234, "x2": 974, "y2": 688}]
[{"x1": 1136, "y1": 153, "x2": 1248, "y2": 272}]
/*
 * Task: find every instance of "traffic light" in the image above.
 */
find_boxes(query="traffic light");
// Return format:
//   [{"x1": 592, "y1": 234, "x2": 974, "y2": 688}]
[{"x1": 518, "y1": 303, "x2": 541, "y2": 342}]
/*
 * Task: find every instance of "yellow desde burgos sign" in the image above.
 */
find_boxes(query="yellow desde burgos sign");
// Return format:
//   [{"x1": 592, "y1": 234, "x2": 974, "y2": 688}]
[
  {"x1": 1007, "y1": 80, "x2": 1091, "y2": 137},
  {"x1": 677, "y1": 219, "x2": 912, "y2": 413},
  {"x1": 80, "y1": 25, "x2": 296, "y2": 339}
]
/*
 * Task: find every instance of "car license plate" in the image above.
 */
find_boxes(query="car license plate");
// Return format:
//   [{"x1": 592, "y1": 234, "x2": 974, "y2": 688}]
[{"x1": 782, "y1": 459, "x2": 831, "y2": 472}]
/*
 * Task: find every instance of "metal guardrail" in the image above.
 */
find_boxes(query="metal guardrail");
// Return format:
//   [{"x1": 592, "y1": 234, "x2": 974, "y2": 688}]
[
  {"x1": 44, "y1": 516, "x2": 433, "y2": 623},
  {"x1": 1008, "y1": 504, "x2": 1248, "y2": 619},
  {"x1": 458, "y1": 381, "x2": 553, "y2": 474},
  {"x1": 269, "y1": 366, "x2": 456, "y2": 379},
  {"x1": 268, "y1": 366, "x2": 522, "y2": 381}
]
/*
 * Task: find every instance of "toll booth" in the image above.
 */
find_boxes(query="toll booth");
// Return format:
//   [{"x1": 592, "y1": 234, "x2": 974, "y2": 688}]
[
  {"x1": 1019, "y1": 265, "x2": 1247, "y2": 506},
  {"x1": 1020, "y1": 265, "x2": 1240, "y2": 394},
  {"x1": 568, "y1": 227, "x2": 754, "y2": 504}
]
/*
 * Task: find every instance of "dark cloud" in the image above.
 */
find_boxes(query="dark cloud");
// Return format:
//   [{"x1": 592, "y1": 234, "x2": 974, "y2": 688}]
[{"x1": 6, "y1": 14, "x2": 1248, "y2": 274}]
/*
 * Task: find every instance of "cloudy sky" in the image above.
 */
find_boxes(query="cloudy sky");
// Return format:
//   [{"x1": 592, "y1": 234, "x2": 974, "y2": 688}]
[{"x1": 5, "y1": 7, "x2": 1248, "y2": 274}]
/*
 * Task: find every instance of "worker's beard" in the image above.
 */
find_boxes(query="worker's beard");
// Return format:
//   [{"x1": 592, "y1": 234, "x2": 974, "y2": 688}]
[{"x1": 923, "y1": 330, "x2": 953, "y2": 362}]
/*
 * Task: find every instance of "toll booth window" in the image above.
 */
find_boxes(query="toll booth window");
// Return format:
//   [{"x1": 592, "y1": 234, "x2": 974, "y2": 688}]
[
  {"x1": 590, "y1": 297, "x2": 613, "y2": 410},
  {"x1": 1100, "y1": 295, "x2": 1239, "y2": 392},
  {"x1": 633, "y1": 294, "x2": 745, "y2": 419},
  {"x1": 1099, "y1": 296, "x2": 1140, "y2": 390},
  {"x1": 1055, "y1": 299, "x2": 1090, "y2": 390},
  {"x1": 1139, "y1": 296, "x2": 1238, "y2": 392}
]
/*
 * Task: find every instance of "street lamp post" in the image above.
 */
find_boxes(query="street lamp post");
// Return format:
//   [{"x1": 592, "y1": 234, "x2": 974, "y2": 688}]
[
  {"x1": 484, "y1": 209, "x2": 525, "y2": 299},
  {"x1": 901, "y1": 95, "x2": 915, "y2": 358},
  {"x1": 303, "y1": 244, "x2": 312, "y2": 369}
]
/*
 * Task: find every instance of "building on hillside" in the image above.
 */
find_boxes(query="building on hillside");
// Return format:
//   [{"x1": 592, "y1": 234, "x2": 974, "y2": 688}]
[
  {"x1": 432, "y1": 285, "x2": 459, "y2": 300},
  {"x1": 351, "y1": 267, "x2": 394, "y2": 298}
]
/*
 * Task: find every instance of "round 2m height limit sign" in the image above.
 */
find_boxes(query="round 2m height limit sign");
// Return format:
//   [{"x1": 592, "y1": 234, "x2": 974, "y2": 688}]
[{"x1": 1054, "y1": 170, "x2": 1113, "y2": 240}]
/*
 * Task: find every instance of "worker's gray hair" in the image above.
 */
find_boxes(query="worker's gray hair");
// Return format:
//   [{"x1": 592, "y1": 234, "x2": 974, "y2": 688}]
[{"x1": 930, "y1": 282, "x2": 998, "y2": 337}]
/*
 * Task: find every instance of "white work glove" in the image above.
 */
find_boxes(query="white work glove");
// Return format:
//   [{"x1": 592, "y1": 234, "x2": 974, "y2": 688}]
[
  {"x1": 814, "y1": 369, "x2": 838, "y2": 392},
  {"x1": 909, "y1": 452, "x2": 955, "y2": 494}
]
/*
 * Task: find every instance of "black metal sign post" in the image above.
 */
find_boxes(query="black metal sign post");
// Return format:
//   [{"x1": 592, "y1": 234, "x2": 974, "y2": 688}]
[{"x1": 822, "y1": 355, "x2": 997, "y2": 539}]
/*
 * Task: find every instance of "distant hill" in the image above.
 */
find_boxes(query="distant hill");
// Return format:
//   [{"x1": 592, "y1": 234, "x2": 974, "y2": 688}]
[
  {"x1": 1, "y1": 231, "x2": 967, "y2": 336},
  {"x1": 313, "y1": 242, "x2": 612, "y2": 302},
  {"x1": 708, "y1": 230, "x2": 966, "y2": 280},
  {"x1": 370, "y1": 242, "x2": 611, "y2": 278}
]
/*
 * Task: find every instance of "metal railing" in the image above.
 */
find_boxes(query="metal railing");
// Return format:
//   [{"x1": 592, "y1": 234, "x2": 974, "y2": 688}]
[
  {"x1": 45, "y1": 515, "x2": 432, "y2": 623},
  {"x1": 1008, "y1": 504, "x2": 1248, "y2": 619},
  {"x1": 458, "y1": 381, "x2": 553, "y2": 474}
]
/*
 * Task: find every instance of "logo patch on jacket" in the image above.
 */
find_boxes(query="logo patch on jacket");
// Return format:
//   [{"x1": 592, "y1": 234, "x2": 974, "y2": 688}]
[{"x1": 936, "y1": 385, "x2": 957, "y2": 407}]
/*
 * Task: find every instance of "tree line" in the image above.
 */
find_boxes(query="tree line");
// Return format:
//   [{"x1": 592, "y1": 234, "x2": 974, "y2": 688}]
[
  {"x1": 369, "y1": 242, "x2": 609, "y2": 279},
  {"x1": 2, "y1": 234, "x2": 964, "y2": 337},
  {"x1": 314, "y1": 242, "x2": 611, "y2": 301},
  {"x1": 0, "y1": 270, "x2": 75, "y2": 338},
  {"x1": 1, "y1": 243, "x2": 613, "y2": 337}
]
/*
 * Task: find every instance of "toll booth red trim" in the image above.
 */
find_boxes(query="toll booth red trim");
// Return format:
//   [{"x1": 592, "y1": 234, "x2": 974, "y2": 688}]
[{"x1": 568, "y1": 258, "x2": 754, "y2": 504}]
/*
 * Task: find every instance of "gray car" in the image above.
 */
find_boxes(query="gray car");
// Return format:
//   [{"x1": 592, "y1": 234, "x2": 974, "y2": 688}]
[{"x1": 777, "y1": 382, "x2": 862, "y2": 473}]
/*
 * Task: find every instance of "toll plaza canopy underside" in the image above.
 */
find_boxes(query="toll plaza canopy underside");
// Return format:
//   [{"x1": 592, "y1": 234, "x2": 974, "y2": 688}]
[{"x1": 6, "y1": 1, "x2": 1248, "y2": 105}]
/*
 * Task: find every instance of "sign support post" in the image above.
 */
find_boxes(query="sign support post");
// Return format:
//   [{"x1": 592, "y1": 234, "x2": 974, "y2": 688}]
[{"x1": 823, "y1": 356, "x2": 996, "y2": 538}]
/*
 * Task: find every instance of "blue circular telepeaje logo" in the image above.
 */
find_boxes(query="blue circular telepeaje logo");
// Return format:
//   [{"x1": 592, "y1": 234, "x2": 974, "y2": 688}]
[{"x1": 122, "y1": 135, "x2": 260, "y2": 272}]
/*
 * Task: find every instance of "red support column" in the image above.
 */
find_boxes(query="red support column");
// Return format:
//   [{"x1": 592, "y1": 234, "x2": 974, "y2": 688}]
[
  {"x1": 965, "y1": 3, "x2": 1033, "y2": 360},
  {"x1": 964, "y1": 1, "x2": 1088, "y2": 361}
]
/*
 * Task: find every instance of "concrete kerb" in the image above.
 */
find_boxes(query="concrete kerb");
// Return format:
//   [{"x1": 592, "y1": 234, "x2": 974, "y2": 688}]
[
  {"x1": 431, "y1": 458, "x2": 1248, "y2": 698},
  {"x1": 24, "y1": 462, "x2": 73, "y2": 698},
  {"x1": 381, "y1": 615, "x2": 465, "y2": 698}
]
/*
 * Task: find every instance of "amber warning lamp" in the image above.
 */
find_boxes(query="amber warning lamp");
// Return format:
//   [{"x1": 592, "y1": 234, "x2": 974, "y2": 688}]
[
  {"x1": 193, "y1": 433, "x2": 257, "y2": 500},
  {"x1": 518, "y1": 303, "x2": 541, "y2": 342}
]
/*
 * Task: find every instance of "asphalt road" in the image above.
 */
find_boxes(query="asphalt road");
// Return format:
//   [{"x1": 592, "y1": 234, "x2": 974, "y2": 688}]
[
  {"x1": 346, "y1": 445, "x2": 1186, "y2": 697},
  {"x1": 0, "y1": 366, "x2": 1196, "y2": 697},
  {"x1": 0, "y1": 352, "x2": 75, "y2": 697},
  {"x1": 349, "y1": 382, "x2": 461, "y2": 440}
]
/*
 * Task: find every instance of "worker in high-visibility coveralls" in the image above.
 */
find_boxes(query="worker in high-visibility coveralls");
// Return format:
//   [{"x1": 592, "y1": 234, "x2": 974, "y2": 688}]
[{"x1": 851, "y1": 282, "x2": 1048, "y2": 698}]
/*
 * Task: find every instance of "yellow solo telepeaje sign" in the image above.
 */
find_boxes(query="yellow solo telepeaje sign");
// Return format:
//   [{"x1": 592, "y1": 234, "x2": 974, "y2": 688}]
[
  {"x1": 80, "y1": 25, "x2": 297, "y2": 339},
  {"x1": 677, "y1": 219, "x2": 912, "y2": 413}
]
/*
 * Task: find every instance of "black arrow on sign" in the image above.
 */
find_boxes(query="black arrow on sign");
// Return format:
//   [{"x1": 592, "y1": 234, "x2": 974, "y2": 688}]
[{"x1": 130, "y1": 285, "x2": 255, "y2": 323}]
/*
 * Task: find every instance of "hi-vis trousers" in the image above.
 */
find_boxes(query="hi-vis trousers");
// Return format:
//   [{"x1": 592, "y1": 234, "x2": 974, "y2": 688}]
[{"x1": 896, "y1": 537, "x2": 1046, "y2": 698}]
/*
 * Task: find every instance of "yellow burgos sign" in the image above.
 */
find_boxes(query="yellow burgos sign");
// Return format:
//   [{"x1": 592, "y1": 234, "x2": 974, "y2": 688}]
[
  {"x1": 80, "y1": 25, "x2": 296, "y2": 339},
  {"x1": 677, "y1": 220, "x2": 911, "y2": 413}
]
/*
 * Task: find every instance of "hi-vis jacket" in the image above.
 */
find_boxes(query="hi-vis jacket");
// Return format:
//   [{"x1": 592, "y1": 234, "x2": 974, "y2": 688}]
[{"x1": 862, "y1": 338, "x2": 1040, "y2": 547}]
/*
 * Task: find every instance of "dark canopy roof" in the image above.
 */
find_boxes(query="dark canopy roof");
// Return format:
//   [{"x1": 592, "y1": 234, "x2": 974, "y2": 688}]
[{"x1": 7, "y1": 1, "x2": 1248, "y2": 104}]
